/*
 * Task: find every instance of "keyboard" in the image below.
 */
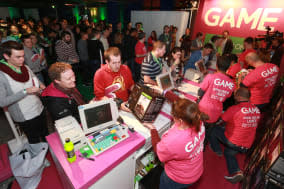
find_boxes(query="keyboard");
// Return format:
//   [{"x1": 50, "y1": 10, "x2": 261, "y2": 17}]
[{"x1": 88, "y1": 125, "x2": 129, "y2": 156}]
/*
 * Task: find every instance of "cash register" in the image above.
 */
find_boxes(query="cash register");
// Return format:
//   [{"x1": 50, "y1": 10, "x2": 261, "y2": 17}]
[
  {"x1": 78, "y1": 99, "x2": 129, "y2": 155},
  {"x1": 55, "y1": 99, "x2": 130, "y2": 156}
]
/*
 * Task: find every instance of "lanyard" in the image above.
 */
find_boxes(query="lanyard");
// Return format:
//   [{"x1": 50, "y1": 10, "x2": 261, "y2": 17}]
[
  {"x1": 151, "y1": 52, "x2": 162, "y2": 71},
  {"x1": 33, "y1": 46, "x2": 40, "y2": 54}
]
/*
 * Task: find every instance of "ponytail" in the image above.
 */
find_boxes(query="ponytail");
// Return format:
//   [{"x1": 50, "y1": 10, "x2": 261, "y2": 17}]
[{"x1": 172, "y1": 99, "x2": 209, "y2": 132}]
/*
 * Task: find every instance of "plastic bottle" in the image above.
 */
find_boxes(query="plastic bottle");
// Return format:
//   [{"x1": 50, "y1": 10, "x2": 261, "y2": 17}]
[{"x1": 64, "y1": 138, "x2": 76, "y2": 163}]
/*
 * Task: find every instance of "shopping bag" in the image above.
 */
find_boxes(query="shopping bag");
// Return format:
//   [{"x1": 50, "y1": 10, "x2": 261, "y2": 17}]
[{"x1": 9, "y1": 142, "x2": 48, "y2": 189}]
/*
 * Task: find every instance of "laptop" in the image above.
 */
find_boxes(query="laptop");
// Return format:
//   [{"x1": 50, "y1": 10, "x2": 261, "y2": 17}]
[{"x1": 156, "y1": 72, "x2": 175, "y2": 91}]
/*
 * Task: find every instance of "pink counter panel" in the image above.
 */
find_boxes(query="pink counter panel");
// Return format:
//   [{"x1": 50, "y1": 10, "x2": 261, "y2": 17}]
[{"x1": 46, "y1": 131, "x2": 145, "y2": 189}]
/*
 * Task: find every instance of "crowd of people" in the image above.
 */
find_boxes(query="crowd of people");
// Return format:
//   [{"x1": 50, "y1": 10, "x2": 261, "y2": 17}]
[{"x1": 0, "y1": 16, "x2": 283, "y2": 189}]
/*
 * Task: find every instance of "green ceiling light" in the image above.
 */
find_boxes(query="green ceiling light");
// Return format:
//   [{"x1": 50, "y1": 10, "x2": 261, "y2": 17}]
[
  {"x1": 72, "y1": 6, "x2": 80, "y2": 24},
  {"x1": 119, "y1": 5, "x2": 124, "y2": 29},
  {"x1": 99, "y1": 7, "x2": 106, "y2": 21},
  {"x1": 8, "y1": 7, "x2": 16, "y2": 19}
]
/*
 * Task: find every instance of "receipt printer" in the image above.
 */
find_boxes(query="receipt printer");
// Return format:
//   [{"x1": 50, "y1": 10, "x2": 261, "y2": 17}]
[{"x1": 55, "y1": 116, "x2": 87, "y2": 151}]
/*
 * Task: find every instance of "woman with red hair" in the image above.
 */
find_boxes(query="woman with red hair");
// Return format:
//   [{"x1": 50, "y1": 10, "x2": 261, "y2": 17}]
[{"x1": 144, "y1": 99, "x2": 208, "y2": 189}]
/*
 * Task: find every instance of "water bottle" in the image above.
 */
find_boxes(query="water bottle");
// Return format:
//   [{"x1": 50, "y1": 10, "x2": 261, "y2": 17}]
[{"x1": 64, "y1": 138, "x2": 76, "y2": 163}]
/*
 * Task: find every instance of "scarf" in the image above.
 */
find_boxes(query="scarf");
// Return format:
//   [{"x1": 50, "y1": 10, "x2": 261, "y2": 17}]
[
  {"x1": 54, "y1": 82, "x2": 85, "y2": 105},
  {"x1": 0, "y1": 59, "x2": 29, "y2": 82}
]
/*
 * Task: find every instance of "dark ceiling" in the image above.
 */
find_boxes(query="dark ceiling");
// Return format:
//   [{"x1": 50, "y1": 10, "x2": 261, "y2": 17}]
[{"x1": 0, "y1": 0, "x2": 137, "y2": 8}]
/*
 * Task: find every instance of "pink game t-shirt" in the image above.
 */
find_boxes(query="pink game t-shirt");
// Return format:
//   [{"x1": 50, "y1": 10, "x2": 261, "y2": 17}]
[
  {"x1": 199, "y1": 73, "x2": 235, "y2": 123},
  {"x1": 222, "y1": 102, "x2": 261, "y2": 148},
  {"x1": 242, "y1": 63, "x2": 279, "y2": 105},
  {"x1": 157, "y1": 123, "x2": 205, "y2": 184}
]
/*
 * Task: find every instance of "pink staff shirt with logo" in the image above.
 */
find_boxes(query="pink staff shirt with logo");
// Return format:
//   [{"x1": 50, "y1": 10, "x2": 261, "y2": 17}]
[
  {"x1": 157, "y1": 123, "x2": 205, "y2": 184},
  {"x1": 222, "y1": 102, "x2": 261, "y2": 148},
  {"x1": 199, "y1": 73, "x2": 235, "y2": 123},
  {"x1": 242, "y1": 63, "x2": 279, "y2": 105}
]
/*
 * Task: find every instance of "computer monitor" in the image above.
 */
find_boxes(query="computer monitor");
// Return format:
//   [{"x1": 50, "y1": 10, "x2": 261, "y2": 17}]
[
  {"x1": 156, "y1": 72, "x2": 175, "y2": 91},
  {"x1": 78, "y1": 99, "x2": 119, "y2": 135}
]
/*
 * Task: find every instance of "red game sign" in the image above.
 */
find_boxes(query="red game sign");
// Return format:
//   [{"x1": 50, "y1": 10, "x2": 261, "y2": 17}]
[{"x1": 192, "y1": 0, "x2": 284, "y2": 38}]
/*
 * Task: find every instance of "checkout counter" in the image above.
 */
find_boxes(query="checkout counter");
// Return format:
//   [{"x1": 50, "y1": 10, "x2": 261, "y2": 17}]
[{"x1": 46, "y1": 75, "x2": 203, "y2": 189}]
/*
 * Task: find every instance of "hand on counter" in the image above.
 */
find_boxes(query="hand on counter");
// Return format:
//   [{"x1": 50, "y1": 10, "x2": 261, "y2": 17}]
[
  {"x1": 143, "y1": 123, "x2": 156, "y2": 130},
  {"x1": 120, "y1": 102, "x2": 132, "y2": 112}
]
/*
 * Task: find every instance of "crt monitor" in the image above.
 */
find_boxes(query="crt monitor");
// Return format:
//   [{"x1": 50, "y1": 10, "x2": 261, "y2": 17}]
[
  {"x1": 156, "y1": 72, "x2": 175, "y2": 91},
  {"x1": 78, "y1": 99, "x2": 119, "y2": 135}
]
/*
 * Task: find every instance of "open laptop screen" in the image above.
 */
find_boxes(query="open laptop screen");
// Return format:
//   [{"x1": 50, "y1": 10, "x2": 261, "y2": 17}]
[{"x1": 156, "y1": 72, "x2": 174, "y2": 91}]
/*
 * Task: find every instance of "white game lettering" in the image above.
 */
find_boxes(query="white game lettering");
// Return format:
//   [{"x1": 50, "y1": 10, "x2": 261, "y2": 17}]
[
  {"x1": 241, "y1": 107, "x2": 260, "y2": 114},
  {"x1": 236, "y1": 8, "x2": 263, "y2": 29},
  {"x1": 214, "y1": 78, "x2": 234, "y2": 89},
  {"x1": 204, "y1": 8, "x2": 282, "y2": 31},
  {"x1": 219, "y1": 8, "x2": 235, "y2": 27},
  {"x1": 204, "y1": 8, "x2": 222, "y2": 26},
  {"x1": 261, "y1": 66, "x2": 278, "y2": 77},
  {"x1": 185, "y1": 126, "x2": 205, "y2": 153}
]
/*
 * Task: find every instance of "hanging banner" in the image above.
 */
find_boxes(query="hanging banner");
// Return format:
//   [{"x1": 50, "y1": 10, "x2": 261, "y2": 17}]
[{"x1": 192, "y1": 0, "x2": 284, "y2": 53}]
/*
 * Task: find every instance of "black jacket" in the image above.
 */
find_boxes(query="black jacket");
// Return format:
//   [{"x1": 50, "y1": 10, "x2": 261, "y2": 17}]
[
  {"x1": 41, "y1": 83, "x2": 81, "y2": 122},
  {"x1": 223, "y1": 38, "x2": 234, "y2": 55},
  {"x1": 88, "y1": 39, "x2": 104, "y2": 61}
]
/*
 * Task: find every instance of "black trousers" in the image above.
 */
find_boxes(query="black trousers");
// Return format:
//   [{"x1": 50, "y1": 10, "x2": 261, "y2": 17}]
[{"x1": 17, "y1": 110, "x2": 48, "y2": 144}]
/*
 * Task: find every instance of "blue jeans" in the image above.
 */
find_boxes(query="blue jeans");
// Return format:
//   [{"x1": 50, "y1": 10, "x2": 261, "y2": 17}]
[
  {"x1": 159, "y1": 170, "x2": 192, "y2": 189},
  {"x1": 209, "y1": 126, "x2": 248, "y2": 175}
]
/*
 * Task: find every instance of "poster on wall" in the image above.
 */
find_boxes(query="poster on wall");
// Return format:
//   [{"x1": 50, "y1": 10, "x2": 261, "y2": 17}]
[{"x1": 193, "y1": 0, "x2": 284, "y2": 51}]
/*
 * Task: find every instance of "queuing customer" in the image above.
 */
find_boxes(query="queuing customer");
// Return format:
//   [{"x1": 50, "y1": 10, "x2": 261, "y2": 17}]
[
  {"x1": 22, "y1": 34, "x2": 46, "y2": 84},
  {"x1": 167, "y1": 47, "x2": 183, "y2": 81},
  {"x1": 93, "y1": 47, "x2": 134, "y2": 102},
  {"x1": 184, "y1": 43, "x2": 213, "y2": 73},
  {"x1": 41, "y1": 62, "x2": 85, "y2": 122},
  {"x1": 134, "y1": 32, "x2": 147, "y2": 82},
  {"x1": 55, "y1": 31, "x2": 79, "y2": 65},
  {"x1": 0, "y1": 41, "x2": 47, "y2": 143},
  {"x1": 191, "y1": 32, "x2": 203, "y2": 52},
  {"x1": 147, "y1": 30, "x2": 157, "y2": 52},
  {"x1": 159, "y1": 25, "x2": 172, "y2": 56},
  {"x1": 140, "y1": 41, "x2": 166, "y2": 85}
]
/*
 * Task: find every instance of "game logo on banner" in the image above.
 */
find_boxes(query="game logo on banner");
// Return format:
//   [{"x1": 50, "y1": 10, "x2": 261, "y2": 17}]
[{"x1": 193, "y1": 0, "x2": 284, "y2": 39}]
